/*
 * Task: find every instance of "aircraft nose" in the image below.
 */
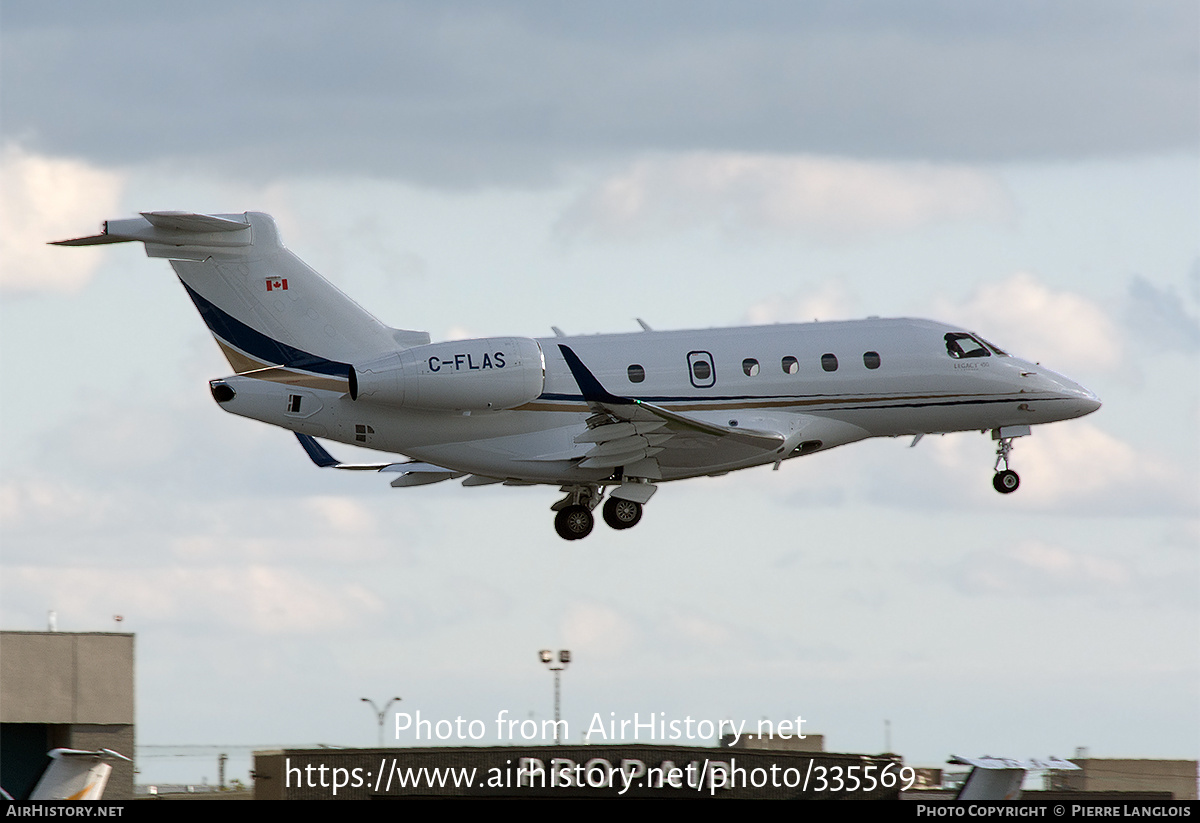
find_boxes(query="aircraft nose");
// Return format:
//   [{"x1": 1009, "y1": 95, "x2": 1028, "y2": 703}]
[
  {"x1": 1060, "y1": 381, "x2": 1101, "y2": 418},
  {"x1": 1076, "y1": 387, "x2": 1102, "y2": 416},
  {"x1": 1033, "y1": 366, "x2": 1101, "y2": 418}
]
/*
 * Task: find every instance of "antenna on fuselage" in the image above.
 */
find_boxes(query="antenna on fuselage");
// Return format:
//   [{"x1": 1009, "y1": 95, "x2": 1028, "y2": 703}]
[
  {"x1": 551, "y1": 326, "x2": 565, "y2": 337},
  {"x1": 636, "y1": 318, "x2": 653, "y2": 331}
]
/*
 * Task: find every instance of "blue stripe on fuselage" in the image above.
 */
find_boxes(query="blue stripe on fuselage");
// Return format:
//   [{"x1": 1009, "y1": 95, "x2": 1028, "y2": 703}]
[{"x1": 180, "y1": 280, "x2": 350, "y2": 377}]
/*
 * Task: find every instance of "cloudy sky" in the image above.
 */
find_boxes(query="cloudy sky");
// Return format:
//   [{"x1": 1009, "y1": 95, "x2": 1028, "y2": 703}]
[{"x1": 2, "y1": 1, "x2": 1197, "y2": 787}]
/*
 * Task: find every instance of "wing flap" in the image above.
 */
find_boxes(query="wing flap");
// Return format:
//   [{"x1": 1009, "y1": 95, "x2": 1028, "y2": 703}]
[
  {"x1": 579, "y1": 447, "x2": 665, "y2": 470},
  {"x1": 584, "y1": 432, "x2": 673, "y2": 458},
  {"x1": 573, "y1": 420, "x2": 667, "y2": 443}
]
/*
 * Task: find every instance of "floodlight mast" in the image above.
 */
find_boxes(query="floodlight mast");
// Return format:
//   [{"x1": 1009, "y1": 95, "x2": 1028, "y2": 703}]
[
  {"x1": 538, "y1": 650, "x2": 571, "y2": 745},
  {"x1": 361, "y1": 696, "x2": 403, "y2": 748}
]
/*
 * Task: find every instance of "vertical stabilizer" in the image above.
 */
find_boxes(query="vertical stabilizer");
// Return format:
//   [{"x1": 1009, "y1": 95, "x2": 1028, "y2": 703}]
[
  {"x1": 28, "y1": 749, "x2": 130, "y2": 801},
  {"x1": 54, "y1": 212, "x2": 430, "y2": 392}
]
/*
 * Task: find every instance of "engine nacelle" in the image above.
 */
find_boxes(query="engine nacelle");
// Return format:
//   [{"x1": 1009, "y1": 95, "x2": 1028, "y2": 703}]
[{"x1": 350, "y1": 337, "x2": 545, "y2": 411}]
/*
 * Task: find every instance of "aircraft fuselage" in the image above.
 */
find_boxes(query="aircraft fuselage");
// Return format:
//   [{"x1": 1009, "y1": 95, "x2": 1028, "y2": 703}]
[{"x1": 215, "y1": 317, "x2": 1099, "y2": 484}]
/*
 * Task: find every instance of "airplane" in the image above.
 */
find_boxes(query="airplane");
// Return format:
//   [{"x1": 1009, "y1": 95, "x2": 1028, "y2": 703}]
[
  {"x1": 55, "y1": 211, "x2": 1101, "y2": 540},
  {"x1": 950, "y1": 755, "x2": 1079, "y2": 801},
  {"x1": 1, "y1": 748, "x2": 131, "y2": 801}
]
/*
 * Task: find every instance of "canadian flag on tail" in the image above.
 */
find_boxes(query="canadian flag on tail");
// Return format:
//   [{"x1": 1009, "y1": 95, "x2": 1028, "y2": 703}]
[{"x1": 266, "y1": 277, "x2": 288, "y2": 292}]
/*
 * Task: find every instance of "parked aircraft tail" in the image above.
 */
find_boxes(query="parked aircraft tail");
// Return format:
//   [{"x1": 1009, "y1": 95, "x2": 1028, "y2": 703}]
[
  {"x1": 24, "y1": 748, "x2": 131, "y2": 801},
  {"x1": 54, "y1": 212, "x2": 428, "y2": 392}
]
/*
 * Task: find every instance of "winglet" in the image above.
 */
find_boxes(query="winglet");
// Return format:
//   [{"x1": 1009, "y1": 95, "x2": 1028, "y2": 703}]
[
  {"x1": 557, "y1": 345, "x2": 631, "y2": 405},
  {"x1": 295, "y1": 433, "x2": 339, "y2": 467}
]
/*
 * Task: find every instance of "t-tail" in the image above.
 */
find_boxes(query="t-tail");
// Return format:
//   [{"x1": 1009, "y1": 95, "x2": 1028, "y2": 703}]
[{"x1": 53, "y1": 211, "x2": 429, "y2": 391}]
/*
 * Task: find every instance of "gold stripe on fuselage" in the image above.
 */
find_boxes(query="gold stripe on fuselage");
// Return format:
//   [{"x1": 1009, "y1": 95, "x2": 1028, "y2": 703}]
[
  {"x1": 217, "y1": 340, "x2": 263, "y2": 374},
  {"x1": 216, "y1": 340, "x2": 349, "y2": 393}
]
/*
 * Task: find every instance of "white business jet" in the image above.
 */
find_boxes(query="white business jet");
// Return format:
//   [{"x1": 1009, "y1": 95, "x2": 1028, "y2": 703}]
[{"x1": 56, "y1": 212, "x2": 1101, "y2": 540}]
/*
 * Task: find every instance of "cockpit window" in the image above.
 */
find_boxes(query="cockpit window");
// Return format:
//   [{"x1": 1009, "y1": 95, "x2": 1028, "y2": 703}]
[
  {"x1": 945, "y1": 332, "x2": 991, "y2": 359},
  {"x1": 976, "y1": 336, "x2": 1009, "y2": 356}
]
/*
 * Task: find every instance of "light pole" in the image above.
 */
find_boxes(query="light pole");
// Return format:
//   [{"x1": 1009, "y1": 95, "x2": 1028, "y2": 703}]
[
  {"x1": 361, "y1": 696, "x2": 402, "y2": 748},
  {"x1": 538, "y1": 649, "x2": 570, "y2": 745}
]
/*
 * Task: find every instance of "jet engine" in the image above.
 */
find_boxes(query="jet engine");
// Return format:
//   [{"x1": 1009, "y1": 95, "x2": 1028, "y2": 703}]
[{"x1": 350, "y1": 337, "x2": 545, "y2": 411}]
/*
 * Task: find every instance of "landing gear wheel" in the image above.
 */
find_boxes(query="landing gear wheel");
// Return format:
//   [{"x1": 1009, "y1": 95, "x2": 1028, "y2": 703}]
[
  {"x1": 555, "y1": 505, "x2": 594, "y2": 540},
  {"x1": 602, "y1": 497, "x2": 643, "y2": 530},
  {"x1": 993, "y1": 470, "x2": 1020, "y2": 494}
]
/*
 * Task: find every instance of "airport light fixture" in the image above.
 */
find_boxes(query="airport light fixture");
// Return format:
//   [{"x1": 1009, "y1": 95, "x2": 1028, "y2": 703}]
[
  {"x1": 361, "y1": 696, "x2": 402, "y2": 748},
  {"x1": 538, "y1": 649, "x2": 570, "y2": 745}
]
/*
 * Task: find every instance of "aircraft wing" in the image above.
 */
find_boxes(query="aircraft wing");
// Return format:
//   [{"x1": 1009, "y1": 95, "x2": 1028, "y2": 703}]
[
  {"x1": 557, "y1": 345, "x2": 787, "y2": 475},
  {"x1": 295, "y1": 434, "x2": 466, "y2": 486}
]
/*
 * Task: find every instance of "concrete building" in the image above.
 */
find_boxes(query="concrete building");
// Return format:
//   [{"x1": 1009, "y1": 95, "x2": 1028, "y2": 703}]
[
  {"x1": 0, "y1": 631, "x2": 135, "y2": 800},
  {"x1": 721, "y1": 732, "x2": 825, "y2": 752},
  {"x1": 1048, "y1": 759, "x2": 1198, "y2": 801}
]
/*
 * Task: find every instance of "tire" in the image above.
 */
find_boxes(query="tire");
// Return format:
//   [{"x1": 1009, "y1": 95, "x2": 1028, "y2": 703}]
[
  {"x1": 993, "y1": 470, "x2": 1020, "y2": 494},
  {"x1": 554, "y1": 505, "x2": 594, "y2": 540},
  {"x1": 602, "y1": 497, "x2": 643, "y2": 530}
]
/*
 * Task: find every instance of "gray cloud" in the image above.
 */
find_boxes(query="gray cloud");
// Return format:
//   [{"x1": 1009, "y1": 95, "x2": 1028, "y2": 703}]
[
  {"x1": 1126, "y1": 273, "x2": 1200, "y2": 353},
  {"x1": 3, "y1": 1, "x2": 1196, "y2": 186}
]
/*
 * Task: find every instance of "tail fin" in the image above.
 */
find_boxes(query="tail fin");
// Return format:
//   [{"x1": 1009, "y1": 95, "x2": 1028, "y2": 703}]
[
  {"x1": 28, "y1": 748, "x2": 131, "y2": 801},
  {"x1": 54, "y1": 212, "x2": 429, "y2": 392}
]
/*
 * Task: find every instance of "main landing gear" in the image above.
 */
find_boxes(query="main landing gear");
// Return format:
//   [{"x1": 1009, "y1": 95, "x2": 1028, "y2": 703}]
[
  {"x1": 551, "y1": 486, "x2": 647, "y2": 540},
  {"x1": 991, "y1": 427, "x2": 1028, "y2": 494},
  {"x1": 554, "y1": 506, "x2": 595, "y2": 541},
  {"x1": 602, "y1": 497, "x2": 643, "y2": 530}
]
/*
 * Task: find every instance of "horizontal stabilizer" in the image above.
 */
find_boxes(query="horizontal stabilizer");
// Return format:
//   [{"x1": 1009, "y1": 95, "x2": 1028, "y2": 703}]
[
  {"x1": 51, "y1": 212, "x2": 251, "y2": 251},
  {"x1": 141, "y1": 211, "x2": 248, "y2": 232},
  {"x1": 49, "y1": 233, "x2": 130, "y2": 247}
]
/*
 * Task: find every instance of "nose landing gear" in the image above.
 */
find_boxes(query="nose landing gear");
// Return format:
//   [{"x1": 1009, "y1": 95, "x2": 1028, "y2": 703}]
[
  {"x1": 993, "y1": 468, "x2": 1020, "y2": 494},
  {"x1": 991, "y1": 426, "x2": 1029, "y2": 494}
]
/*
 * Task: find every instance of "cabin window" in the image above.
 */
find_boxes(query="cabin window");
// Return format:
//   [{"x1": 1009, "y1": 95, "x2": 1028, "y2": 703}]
[
  {"x1": 863, "y1": 351, "x2": 881, "y2": 369},
  {"x1": 742, "y1": 358, "x2": 760, "y2": 377},
  {"x1": 945, "y1": 333, "x2": 991, "y2": 359},
  {"x1": 687, "y1": 351, "x2": 716, "y2": 388},
  {"x1": 627, "y1": 364, "x2": 646, "y2": 383},
  {"x1": 781, "y1": 356, "x2": 799, "y2": 375},
  {"x1": 821, "y1": 353, "x2": 838, "y2": 372}
]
